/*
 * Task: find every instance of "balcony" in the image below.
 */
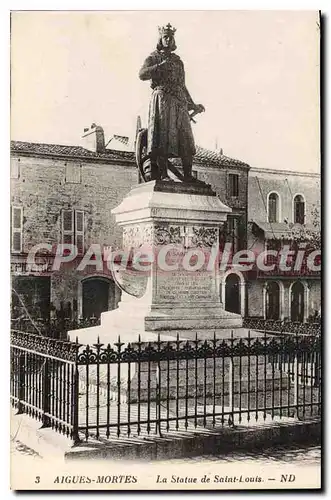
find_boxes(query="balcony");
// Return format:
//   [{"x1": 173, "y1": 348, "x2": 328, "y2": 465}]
[{"x1": 255, "y1": 261, "x2": 320, "y2": 279}]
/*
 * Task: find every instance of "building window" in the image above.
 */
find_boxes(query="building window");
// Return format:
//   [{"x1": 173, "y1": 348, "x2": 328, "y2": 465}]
[
  {"x1": 11, "y1": 159, "x2": 20, "y2": 179},
  {"x1": 268, "y1": 192, "x2": 279, "y2": 223},
  {"x1": 229, "y1": 174, "x2": 239, "y2": 197},
  {"x1": 293, "y1": 195, "x2": 305, "y2": 224},
  {"x1": 61, "y1": 209, "x2": 85, "y2": 254},
  {"x1": 65, "y1": 163, "x2": 81, "y2": 184},
  {"x1": 11, "y1": 206, "x2": 23, "y2": 253}
]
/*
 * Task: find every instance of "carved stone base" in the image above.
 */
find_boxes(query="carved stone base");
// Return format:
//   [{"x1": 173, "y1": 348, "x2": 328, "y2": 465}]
[{"x1": 69, "y1": 180, "x2": 241, "y2": 345}]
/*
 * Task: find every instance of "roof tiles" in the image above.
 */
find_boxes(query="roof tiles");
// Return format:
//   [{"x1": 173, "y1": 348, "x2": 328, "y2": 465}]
[{"x1": 11, "y1": 140, "x2": 249, "y2": 169}]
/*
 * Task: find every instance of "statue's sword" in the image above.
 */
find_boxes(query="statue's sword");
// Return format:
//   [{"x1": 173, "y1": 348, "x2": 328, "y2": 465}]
[{"x1": 166, "y1": 108, "x2": 205, "y2": 180}]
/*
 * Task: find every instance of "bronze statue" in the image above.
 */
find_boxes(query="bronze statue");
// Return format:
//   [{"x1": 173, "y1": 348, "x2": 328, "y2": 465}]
[{"x1": 137, "y1": 23, "x2": 205, "y2": 182}]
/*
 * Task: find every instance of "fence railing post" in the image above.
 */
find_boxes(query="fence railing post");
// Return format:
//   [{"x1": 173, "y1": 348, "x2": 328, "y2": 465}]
[
  {"x1": 228, "y1": 331, "x2": 235, "y2": 427},
  {"x1": 41, "y1": 358, "x2": 51, "y2": 427},
  {"x1": 71, "y1": 339, "x2": 80, "y2": 445},
  {"x1": 71, "y1": 364, "x2": 80, "y2": 445},
  {"x1": 17, "y1": 352, "x2": 25, "y2": 415},
  {"x1": 292, "y1": 333, "x2": 300, "y2": 419},
  {"x1": 155, "y1": 333, "x2": 162, "y2": 436},
  {"x1": 315, "y1": 343, "x2": 321, "y2": 416},
  {"x1": 314, "y1": 349, "x2": 320, "y2": 388},
  {"x1": 228, "y1": 356, "x2": 234, "y2": 427},
  {"x1": 293, "y1": 354, "x2": 298, "y2": 419}
]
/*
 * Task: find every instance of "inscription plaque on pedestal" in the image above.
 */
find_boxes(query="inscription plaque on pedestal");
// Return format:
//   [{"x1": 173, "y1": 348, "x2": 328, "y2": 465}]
[{"x1": 156, "y1": 269, "x2": 216, "y2": 302}]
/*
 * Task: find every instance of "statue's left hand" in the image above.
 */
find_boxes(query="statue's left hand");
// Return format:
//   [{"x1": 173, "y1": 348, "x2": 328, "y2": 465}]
[{"x1": 194, "y1": 104, "x2": 205, "y2": 114}]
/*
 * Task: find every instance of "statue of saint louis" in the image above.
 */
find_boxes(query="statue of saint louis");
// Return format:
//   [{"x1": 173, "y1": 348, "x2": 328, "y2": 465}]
[{"x1": 139, "y1": 23, "x2": 205, "y2": 181}]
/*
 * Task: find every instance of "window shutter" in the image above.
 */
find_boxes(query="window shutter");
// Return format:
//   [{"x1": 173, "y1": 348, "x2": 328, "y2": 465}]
[
  {"x1": 299, "y1": 203, "x2": 305, "y2": 224},
  {"x1": 75, "y1": 210, "x2": 84, "y2": 254},
  {"x1": 268, "y1": 194, "x2": 278, "y2": 223},
  {"x1": 11, "y1": 206, "x2": 23, "y2": 252},
  {"x1": 11, "y1": 160, "x2": 20, "y2": 179},
  {"x1": 294, "y1": 198, "x2": 305, "y2": 224},
  {"x1": 62, "y1": 210, "x2": 74, "y2": 245},
  {"x1": 269, "y1": 200, "x2": 276, "y2": 223},
  {"x1": 229, "y1": 174, "x2": 239, "y2": 197},
  {"x1": 65, "y1": 163, "x2": 81, "y2": 184}
]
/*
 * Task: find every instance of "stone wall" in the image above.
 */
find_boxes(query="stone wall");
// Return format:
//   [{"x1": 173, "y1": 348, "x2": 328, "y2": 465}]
[
  {"x1": 247, "y1": 280, "x2": 264, "y2": 317},
  {"x1": 10, "y1": 154, "x2": 137, "y2": 317},
  {"x1": 308, "y1": 280, "x2": 321, "y2": 316},
  {"x1": 195, "y1": 165, "x2": 248, "y2": 214},
  {"x1": 10, "y1": 155, "x2": 138, "y2": 253},
  {"x1": 246, "y1": 278, "x2": 321, "y2": 321},
  {"x1": 248, "y1": 168, "x2": 320, "y2": 224}
]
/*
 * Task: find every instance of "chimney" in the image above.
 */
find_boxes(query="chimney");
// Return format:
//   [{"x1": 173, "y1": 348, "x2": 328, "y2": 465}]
[
  {"x1": 215, "y1": 137, "x2": 223, "y2": 156},
  {"x1": 81, "y1": 123, "x2": 105, "y2": 153}
]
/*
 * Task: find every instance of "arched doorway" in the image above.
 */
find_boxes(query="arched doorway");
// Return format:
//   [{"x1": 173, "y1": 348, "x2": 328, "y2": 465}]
[
  {"x1": 290, "y1": 281, "x2": 305, "y2": 322},
  {"x1": 82, "y1": 277, "x2": 115, "y2": 319},
  {"x1": 265, "y1": 282, "x2": 280, "y2": 320},
  {"x1": 225, "y1": 274, "x2": 240, "y2": 314}
]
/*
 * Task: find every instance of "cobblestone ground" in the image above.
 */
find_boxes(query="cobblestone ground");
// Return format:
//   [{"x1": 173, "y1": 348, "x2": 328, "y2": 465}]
[
  {"x1": 11, "y1": 436, "x2": 320, "y2": 465},
  {"x1": 159, "y1": 445, "x2": 321, "y2": 465}
]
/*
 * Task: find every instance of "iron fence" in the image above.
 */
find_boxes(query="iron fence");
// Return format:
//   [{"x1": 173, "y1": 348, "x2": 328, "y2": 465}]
[
  {"x1": 11, "y1": 316, "x2": 321, "y2": 340},
  {"x1": 10, "y1": 329, "x2": 321, "y2": 444},
  {"x1": 10, "y1": 316, "x2": 101, "y2": 339},
  {"x1": 10, "y1": 330, "x2": 80, "y2": 442}
]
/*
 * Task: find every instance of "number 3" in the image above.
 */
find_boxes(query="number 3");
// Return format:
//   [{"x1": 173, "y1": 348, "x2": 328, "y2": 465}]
[{"x1": 35, "y1": 476, "x2": 40, "y2": 484}]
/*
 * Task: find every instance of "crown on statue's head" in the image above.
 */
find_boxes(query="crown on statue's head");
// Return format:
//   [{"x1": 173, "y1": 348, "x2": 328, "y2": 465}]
[{"x1": 158, "y1": 23, "x2": 177, "y2": 37}]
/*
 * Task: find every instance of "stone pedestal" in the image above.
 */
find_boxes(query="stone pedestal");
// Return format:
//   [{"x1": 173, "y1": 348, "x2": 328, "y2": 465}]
[{"x1": 69, "y1": 180, "x2": 241, "y2": 345}]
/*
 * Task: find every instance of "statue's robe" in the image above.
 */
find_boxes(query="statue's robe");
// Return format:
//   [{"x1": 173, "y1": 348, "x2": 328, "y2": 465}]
[{"x1": 139, "y1": 50, "x2": 196, "y2": 159}]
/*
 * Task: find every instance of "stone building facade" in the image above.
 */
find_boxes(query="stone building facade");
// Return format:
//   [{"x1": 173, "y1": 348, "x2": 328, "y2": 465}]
[
  {"x1": 10, "y1": 124, "x2": 321, "y2": 326},
  {"x1": 244, "y1": 167, "x2": 321, "y2": 322},
  {"x1": 10, "y1": 140, "x2": 136, "y2": 322},
  {"x1": 10, "y1": 125, "x2": 250, "y2": 323}
]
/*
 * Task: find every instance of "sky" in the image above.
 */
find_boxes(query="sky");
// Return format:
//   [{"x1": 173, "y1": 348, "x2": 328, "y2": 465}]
[{"x1": 10, "y1": 10, "x2": 320, "y2": 172}]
